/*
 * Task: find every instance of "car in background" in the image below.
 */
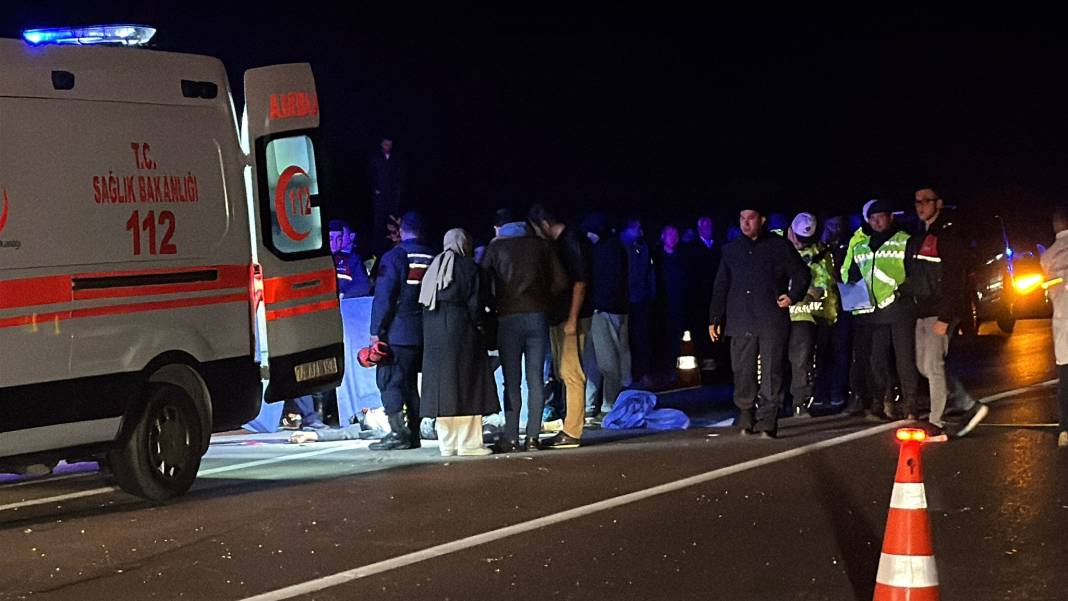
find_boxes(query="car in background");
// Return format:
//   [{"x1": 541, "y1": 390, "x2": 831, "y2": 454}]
[{"x1": 966, "y1": 215, "x2": 1054, "y2": 334}]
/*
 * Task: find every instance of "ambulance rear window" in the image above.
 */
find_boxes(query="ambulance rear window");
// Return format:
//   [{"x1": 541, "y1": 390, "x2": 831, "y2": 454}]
[{"x1": 262, "y1": 135, "x2": 324, "y2": 255}]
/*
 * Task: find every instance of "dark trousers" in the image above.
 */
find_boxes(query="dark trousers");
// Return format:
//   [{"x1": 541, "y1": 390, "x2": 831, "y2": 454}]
[
  {"x1": 817, "y1": 314, "x2": 851, "y2": 404},
  {"x1": 372, "y1": 194, "x2": 400, "y2": 256},
  {"x1": 850, "y1": 320, "x2": 874, "y2": 405},
  {"x1": 376, "y1": 344, "x2": 421, "y2": 432},
  {"x1": 787, "y1": 321, "x2": 816, "y2": 410},
  {"x1": 629, "y1": 301, "x2": 654, "y2": 381},
  {"x1": 1058, "y1": 364, "x2": 1068, "y2": 431},
  {"x1": 498, "y1": 312, "x2": 550, "y2": 443},
  {"x1": 730, "y1": 333, "x2": 787, "y2": 433},
  {"x1": 870, "y1": 319, "x2": 920, "y2": 414}
]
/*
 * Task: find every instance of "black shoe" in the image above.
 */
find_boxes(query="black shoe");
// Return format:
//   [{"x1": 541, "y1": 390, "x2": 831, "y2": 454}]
[
  {"x1": 543, "y1": 432, "x2": 581, "y2": 449},
  {"x1": 368, "y1": 431, "x2": 413, "y2": 450},
  {"x1": 369, "y1": 412, "x2": 413, "y2": 450},
  {"x1": 953, "y1": 404, "x2": 989, "y2": 438},
  {"x1": 918, "y1": 421, "x2": 948, "y2": 442},
  {"x1": 493, "y1": 438, "x2": 520, "y2": 454},
  {"x1": 794, "y1": 405, "x2": 811, "y2": 418},
  {"x1": 758, "y1": 430, "x2": 778, "y2": 440},
  {"x1": 524, "y1": 435, "x2": 542, "y2": 451}
]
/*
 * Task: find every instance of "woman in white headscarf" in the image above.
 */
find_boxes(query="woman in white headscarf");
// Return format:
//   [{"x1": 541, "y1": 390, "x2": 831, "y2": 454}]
[{"x1": 419, "y1": 228, "x2": 500, "y2": 456}]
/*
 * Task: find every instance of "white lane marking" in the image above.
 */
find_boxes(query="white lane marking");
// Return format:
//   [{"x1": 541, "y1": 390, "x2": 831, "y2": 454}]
[
  {"x1": 979, "y1": 423, "x2": 1059, "y2": 428},
  {"x1": 1, "y1": 378, "x2": 1057, "y2": 513},
  {"x1": 0, "y1": 487, "x2": 117, "y2": 512},
  {"x1": 199, "y1": 441, "x2": 372, "y2": 477},
  {"x1": 235, "y1": 422, "x2": 904, "y2": 601},
  {"x1": 0, "y1": 442, "x2": 369, "y2": 512},
  {"x1": 979, "y1": 379, "x2": 1056, "y2": 404},
  {"x1": 0, "y1": 471, "x2": 97, "y2": 490}
]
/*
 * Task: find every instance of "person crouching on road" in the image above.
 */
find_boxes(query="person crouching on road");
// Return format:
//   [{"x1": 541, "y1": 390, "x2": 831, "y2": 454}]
[
  {"x1": 418, "y1": 228, "x2": 500, "y2": 456},
  {"x1": 708, "y1": 205, "x2": 811, "y2": 438},
  {"x1": 368, "y1": 212, "x2": 436, "y2": 451},
  {"x1": 784, "y1": 212, "x2": 839, "y2": 417},
  {"x1": 840, "y1": 200, "x2": 921, "y2": 421},
  {"x1": 1040, "y1": 206, "x2": 1068, "y2": 449}
]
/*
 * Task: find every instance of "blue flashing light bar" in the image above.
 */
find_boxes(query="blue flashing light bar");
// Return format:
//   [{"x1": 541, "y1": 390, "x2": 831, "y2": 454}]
[
  {"x1": 23, "y1": 25, "x2": 156, "y2": 47},
  {"x1": 1005, "y1": 247, "x2": 1014, "y2": 258}
]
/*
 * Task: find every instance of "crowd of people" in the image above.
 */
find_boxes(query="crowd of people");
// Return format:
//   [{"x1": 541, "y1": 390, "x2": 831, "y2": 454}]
[{"x1": 280, "y1": 170, "x2": 1058, "y2": 452}]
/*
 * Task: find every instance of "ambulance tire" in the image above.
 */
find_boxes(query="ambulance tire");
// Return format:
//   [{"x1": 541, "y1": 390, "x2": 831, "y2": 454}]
[
  {"x1": 108, "y1": 382, "x2": 204, "y2": 501},
  {"x1": 997, "y1": 316, "x2": 1016, "y2": 334}
]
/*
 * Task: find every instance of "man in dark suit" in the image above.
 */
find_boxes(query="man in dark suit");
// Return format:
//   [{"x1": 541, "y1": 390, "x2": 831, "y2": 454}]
[{"x1": 709, "y1": 205, "x2": 811, "y2": 438}]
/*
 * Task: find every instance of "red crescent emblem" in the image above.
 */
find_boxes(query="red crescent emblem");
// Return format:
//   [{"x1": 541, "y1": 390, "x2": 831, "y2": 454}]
[
  {"x1": 0, "y1": 188, "x2": 9, "y2": 234},
  {"x1": 274, "y1": 166, "x2": 311, "y2": 242}
]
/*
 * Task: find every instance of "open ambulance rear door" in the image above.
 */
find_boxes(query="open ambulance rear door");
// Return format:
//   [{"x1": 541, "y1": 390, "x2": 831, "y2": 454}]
[{"x1": 244, "y1": 63, "x2": 344, "y2": 401}]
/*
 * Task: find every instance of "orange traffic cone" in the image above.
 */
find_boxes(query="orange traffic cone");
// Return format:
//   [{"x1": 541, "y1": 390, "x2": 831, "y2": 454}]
[
  {"x1": 675, "y1": 330, "x2": 700, "y2": 387},
  {"x1": 873, "y1": 428, "x2": 941, "y2": 601}
]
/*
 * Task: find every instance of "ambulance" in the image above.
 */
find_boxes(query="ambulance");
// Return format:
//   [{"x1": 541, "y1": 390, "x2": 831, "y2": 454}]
[{"x1": 0, "y1": 25, "x2": 344, "y2": 500}]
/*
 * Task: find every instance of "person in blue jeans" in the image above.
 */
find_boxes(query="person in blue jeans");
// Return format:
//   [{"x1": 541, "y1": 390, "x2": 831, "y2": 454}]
[{"x1": 481, "y1": 209, "x2": 568, "y2": 452}]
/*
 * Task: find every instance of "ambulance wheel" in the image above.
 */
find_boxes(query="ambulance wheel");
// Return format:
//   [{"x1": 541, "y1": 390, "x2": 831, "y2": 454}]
[
  {"x1": 108, "y1": 383, "x2": 204, "y2": 501},
  {"x1": 997, "y1": 317, "x2": 1016, "y2": 334}
]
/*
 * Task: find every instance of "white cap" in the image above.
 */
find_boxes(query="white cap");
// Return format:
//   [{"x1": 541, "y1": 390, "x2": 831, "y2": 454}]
[
  {"x1": 791, "y1": 212, "x2": 818, "y2": 238},
  {"x1": 862, "y1": 199, "x2": 878, "y2": 221}
]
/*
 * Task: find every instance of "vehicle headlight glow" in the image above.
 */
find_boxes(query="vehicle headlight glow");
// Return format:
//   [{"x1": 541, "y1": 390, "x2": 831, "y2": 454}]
[{"x1": 1013, "y1": 274, "x2": 1044, "y2": 294}]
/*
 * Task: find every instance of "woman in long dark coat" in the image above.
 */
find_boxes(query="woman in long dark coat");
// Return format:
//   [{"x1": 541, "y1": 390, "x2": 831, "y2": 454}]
[{"x1": 418, "y1": 228, "x2": 500, "y2": 456}]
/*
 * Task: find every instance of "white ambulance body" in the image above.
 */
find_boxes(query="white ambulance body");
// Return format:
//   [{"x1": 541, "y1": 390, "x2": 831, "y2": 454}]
[{"x1": 0, "y1": 27, "x2": 344, "y2": 500}]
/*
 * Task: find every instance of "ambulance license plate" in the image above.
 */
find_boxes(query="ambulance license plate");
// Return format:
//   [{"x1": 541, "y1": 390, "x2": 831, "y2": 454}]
[{"x1": 294, "y1": 358, "x2": 338, "y2": 382}]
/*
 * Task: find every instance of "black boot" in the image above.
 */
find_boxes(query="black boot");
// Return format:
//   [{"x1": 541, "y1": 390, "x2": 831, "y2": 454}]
[{"x1": 369, "y1": 412, "x2": 412, "y2": 450}]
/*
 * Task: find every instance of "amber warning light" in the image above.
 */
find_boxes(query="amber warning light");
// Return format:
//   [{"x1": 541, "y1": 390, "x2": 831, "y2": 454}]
[{"x1": 895, "y1": 428, "x2": 927, "y2": 443}]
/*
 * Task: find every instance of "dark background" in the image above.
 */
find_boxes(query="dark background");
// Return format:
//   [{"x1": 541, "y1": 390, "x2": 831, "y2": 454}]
[{"x1": 3, "y1": 5, "x2": 1066, "y2": 248}]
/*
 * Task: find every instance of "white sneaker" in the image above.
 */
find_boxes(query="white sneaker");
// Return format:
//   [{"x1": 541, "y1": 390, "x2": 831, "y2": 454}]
[
  {"x1": 954, "y1": 403, "x2": 989, "y2": 438},
  {"x1": 458, "y1": 447, "x2": 493, "y2": 456},
  {"x1": 1058, "y1": 431, "x2": 1068, "y2": 448},
  {"x1": 440, "y1": 448, "x2": 457, "y2": 457}
]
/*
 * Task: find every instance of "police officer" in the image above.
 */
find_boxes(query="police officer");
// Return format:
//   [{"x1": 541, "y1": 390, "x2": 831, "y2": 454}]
[
  {"x1": 841, "y1": 199, "x2": 920, "y2": 420},
  {"x1": 784, "y1": 212, "x2": 839, "y2": 416},
  {"x1": 368, "y1": 212, "x2": 436, "y2": 450},
  {"x1": 328, "y1": 219, "x2": 372, "y2": 298}
]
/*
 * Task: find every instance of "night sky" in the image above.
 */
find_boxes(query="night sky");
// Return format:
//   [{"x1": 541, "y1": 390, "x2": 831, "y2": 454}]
[{"x1": 4, "y1": 6, "x2": 1068, "y2": 245}]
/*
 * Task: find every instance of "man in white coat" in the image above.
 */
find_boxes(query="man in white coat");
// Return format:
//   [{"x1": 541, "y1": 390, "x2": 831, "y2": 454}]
[{"x1": 1039, "y1": 206, "x2": 1068, "y2": 448}]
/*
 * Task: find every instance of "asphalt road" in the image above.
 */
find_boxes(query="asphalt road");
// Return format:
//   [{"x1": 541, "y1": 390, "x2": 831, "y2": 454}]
[{"x1": 1, "y1": 319, "x2": 1065, "y2": 601}]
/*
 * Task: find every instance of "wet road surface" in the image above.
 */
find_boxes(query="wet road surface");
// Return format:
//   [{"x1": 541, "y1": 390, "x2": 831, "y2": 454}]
[{"x1": 1, "y1": 320, "x2": 1065, "y2": 600}]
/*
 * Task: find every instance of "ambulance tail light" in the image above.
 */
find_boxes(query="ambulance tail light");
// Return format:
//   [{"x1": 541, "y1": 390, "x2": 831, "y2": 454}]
[{"x1": 23, "y1": 25, "x2": 156, "y2": 47}]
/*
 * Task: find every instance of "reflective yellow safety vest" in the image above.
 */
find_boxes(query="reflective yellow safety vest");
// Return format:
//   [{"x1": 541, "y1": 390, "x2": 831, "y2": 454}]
[
  {"x1": 789, "y1": 243, "x2": 839, "y2": 324},
  {"x1": 840, "y1": 228, "x2": 909, "y2": 314}
]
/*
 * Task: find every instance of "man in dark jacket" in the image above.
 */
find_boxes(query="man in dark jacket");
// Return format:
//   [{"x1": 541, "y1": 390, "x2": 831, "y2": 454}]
[
  {"x1": 481, "y1": 209, "x2": 568, "y2": 451},
  {"x1": 582, "y1": 213, "x2": 631, "y2": 418},
  {"x1": 368, "y1": 137, "x2": 405, "y2": 255},
  {"x1": 368, "y1": 212, "x2": 435, "y2": 450},
  {"x1": 907, "y1": 187, "x2": 988, "y2": 438},
  {"x1": 708, "y1": 206, "x2": 811, "y2": 437},
  {"x1": 621, "y1": 217, "x2": 657, "y2": 384},
  {"x1": 529, "y1": 204, "x2": 594, "y2": 448},
  {"x1": 689, "y1": 215, "x2": 721, "y2": 371}
]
